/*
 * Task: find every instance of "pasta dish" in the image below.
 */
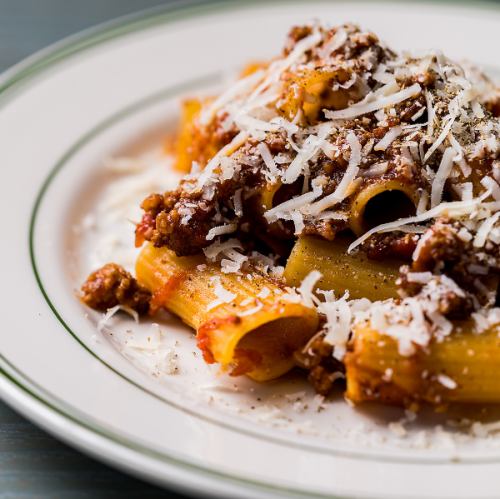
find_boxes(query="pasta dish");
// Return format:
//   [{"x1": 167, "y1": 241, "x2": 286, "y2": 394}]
[{"x1": 80, "y1": 23, "x2": 500, "y2": 408}]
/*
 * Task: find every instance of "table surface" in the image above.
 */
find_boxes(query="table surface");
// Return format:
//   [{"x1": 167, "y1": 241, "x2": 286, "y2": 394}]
[{"x1": 0, "y1": 3, "x2": 193, "y2": 496}]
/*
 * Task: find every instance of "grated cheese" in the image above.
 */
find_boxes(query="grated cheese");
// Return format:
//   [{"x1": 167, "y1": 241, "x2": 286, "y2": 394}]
[
  {"x1": 473, "y1": 212, "x2": 500, "y2": 248},
  {"x1": 97, "y1": 305, "x2": 139, "y2": 333},
  {"x1": 374, "y1": 126, "x2": 403, "y2": 151},
  {"x1": 196, "y1": 131, "x2": 248, "y2": 189},
  {"x1": 305, "y1": 132, "x2": 361, "y2": 214},
  {"x1": 319, "y1": 27, "x2": 347, "y2": 59},
  {"x1": 321, "y1": 293, "x2": 352, "y2": 361},
  {"x1": 283, "y1": 134, "x2": 325, "y2": 184},
  {"x1": 481, "y1": 176, "x2": 500, "y2": 201},
  {"x1": 207, "y1": 276, "x2": 237, "y2": 311},
  {"x1": 297, "y1": 270, "x2": 322, "y2": 308},
  {"x1": 430, "y1": 147, "x2": 455, "y2": 208},
  {"x1": 203, "y1": 238, "x2": 243, "y2": 260},
  {"x1": 232, "y1": 188, "x2": 243, "y2": 216},
  {"x1": 471, "y1": 100, "x2": 485, "y2": 119},
  {"x1": 257, "y1": 142, "x2": 280, "y2": 178},
  {"x1": 348, "y1": 195, "x2": 488, "y2": 253},
  {"x1": 199, "y1": 69, "x2": 265, "y2": 125},
  {"x1": 323, "y1": 83, "x2": 421, "y2": 120},
  {"x1": 206, "y1": 223, "x2": 238, "y2": 241},
  {"x1": 264, "y1": 181, "x2": 322, "y2": 222},
  {"x1": 437, "y1": 374, "x2": 457, "y2": 390},
  {"x1": 239, "y1": 301, "x2": 264, "y2": 317}
]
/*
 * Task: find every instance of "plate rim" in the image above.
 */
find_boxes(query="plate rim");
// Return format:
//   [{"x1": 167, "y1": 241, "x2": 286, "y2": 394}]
[{"x1": 2, "y1": 1, "x2": 500, "y2": 498}]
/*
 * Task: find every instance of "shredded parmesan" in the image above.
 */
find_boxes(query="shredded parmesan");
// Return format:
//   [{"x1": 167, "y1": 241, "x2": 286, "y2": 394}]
[
  {"x1": 97, "y1": 305, "x2": 139, "y2": 333},
  {"x1": 437, "y1": 374, "x2": 457, "y2": 390},
  {"x1": 199, "y1": 69, "x2": 265, "y2": 125},
  {"x1": 321, "y1": 293, "x2": 352, "y2": 361},
  {"x1": 319, "y1": 27, "x2": 347, "y2": 59},
  {"x1": 207, "y1": 277, "x2": 237, "y2": 311},
  {"x1": 206, "y1": 223, "x2": 237, "y2": 241},
  {"x1": 196, "y1": 131, "x2": 248, "y2": 188},
  {"x1": 264, "y1": 181, "x2": 322, "y2": 222},
  {"x1": 324, "y1": 83, "x2": 421, "y2": 120},
  {"x1": 239, "y1": 301, "x2": 264, "y2": 317},
  {"x1": 257, "y1": 142, "x2": 280, "y2": 178},
  {"x1": 203, "y1": 238, "x2": 243, "y2": 260},
  {"x1": 305, "y1": 132, "x2": 361, "y2": 214},
  {"x1": 374, "y1": 126, "x2": 403, "y2": 151},
  {"x1": 348, "y1": 195, "x2": 488, "y2": 253},
  {"x1": 297, "y1": 270, "x2": 322, "y2": 308},
  {"x1": 473, "y1": 212, "x2": 500, "y2": 248},
  {"x1": 481, "y1": 176, "x2": 500, "y2": 201},
  {"x1": 283, "y1": 134, "x2": 325, "y2": 184},
  {"x1": 430, "y1": 147, "x2": 455, "y2": 208}
]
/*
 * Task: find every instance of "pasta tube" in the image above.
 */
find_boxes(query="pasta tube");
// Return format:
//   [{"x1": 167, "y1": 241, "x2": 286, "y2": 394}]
[
  {"x1": 284, "y1": 236, "x2": 402, "y2": 301},
  {"x1": 136, "y1": 244, "x2": 319, "y2": 381},
  {"x1": 349, "y1": 180, "x2": 418, "y2": 236},
  {"x1": 278, "y1": 68, "x2": 357, "y2": 124},
  {"x1": 345, "y1": 324, "x2": 500, "y2": 405},
  {"x1": 174, "y1": 97, "x2": 222, "y2": 173},
  {"x1": 173, "y1": 62, "x2": 267, "y2": 172}
]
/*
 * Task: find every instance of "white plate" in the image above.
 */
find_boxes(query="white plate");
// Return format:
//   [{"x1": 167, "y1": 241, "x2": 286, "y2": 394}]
[{"x1": 1, "y1": 1, "x2": 500, "y2": 498}]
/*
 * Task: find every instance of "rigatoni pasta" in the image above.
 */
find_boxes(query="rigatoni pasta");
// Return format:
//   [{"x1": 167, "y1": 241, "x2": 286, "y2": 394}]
[
  {"x1": 348, "y1": 180, "x2": 418, "y2": 236},
  {"x1": 136, "y1": 244, "x2": 319, "y2": 381},
  {"x1": 284, "y1": 235, "x2": 401, "y2": 301},
  {"x1": 345, "y1": 325, "x2": 500, "y2": 405},
  {"x1": 81, "y1": 21, "x2": 500, "y2": 409}
]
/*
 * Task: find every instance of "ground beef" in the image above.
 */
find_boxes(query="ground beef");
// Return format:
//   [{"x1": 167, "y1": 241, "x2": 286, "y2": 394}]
[
  {"x1": 414, "y1": 219, "x2": 498, "y2": 275},
  {"x1": 295, "y1": 333, "x2": 345, "y2": 395},
  {"x1": 81, "y1": 263, "x2": 151, "y2": 315},
  {"x1": 412, "y1": 220, "x2": 465, "y2": 273},
  {"x1": 136, "y1": 140, "x2": 281, "y2": 256},
  {"x1": 302, "y1": 218, "x2": 347, "y2": 241},
  {"x1": 361, "y1": 232, "x2": 419, "y2": 261},
  {"x1": 398, "y1": 265, "x2": 474, "y2": 319},
  {"x1": 400, "y1": 218, "x2": 500, "y2": 312}
]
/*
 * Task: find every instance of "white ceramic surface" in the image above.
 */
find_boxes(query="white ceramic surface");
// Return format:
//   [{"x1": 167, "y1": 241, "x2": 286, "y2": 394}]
[{"x1": 1, "y1": 2, "x2": 500, "y2": 498}]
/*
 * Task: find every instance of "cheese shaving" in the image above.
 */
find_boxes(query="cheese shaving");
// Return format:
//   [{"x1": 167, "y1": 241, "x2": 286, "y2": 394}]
[
  {"x1": 481, "y1": 176, "x2": 500, "y2": 201},
  {"x1": 207, "y1": 276, "x2": 237, "y2": 311},
  {"x1": 199, "y1": 69, "x2": 265, "y2": 125},
  {"x1": 319, "y1": 27, "x2": 347, "y2": 59},
  {"x1": 321, "y1": 293, "x2": 352, "y2": 361},
  {"x1": 374, "y1": 126, "x2": 403, "y2": 151},
  {"x1": 203, "y1": 238, "x2": 243, "y2": 260},
  {"x1": 473, "y1": 212, "x2": 500, "y2": 248},
  {"x1": 430, "y1": 147, "x2": 455, "y2": 208},
  {"x1": 197, "y1": 131, "x2": 248, "y2": 188},
  {"x1": 257, "y1": 142, "x2": 280, "y2": 178},
  {"x1": 323, "y1": 83, "x2": 421, "y2": 120},
  {"x1": 348, "y1": 195, "x2": 488, "y2": 253},
  {"x1": 97, "y1": 305, "x2": 139, "y2": 333},
  {"x1": 297, "y1": 270, "x2": 322, "y2": 308},
  {"x1": 305, "y1": 132, "x2": 361, "y2": 214},
  {"x1": 264, "y1": 181, "x2": 322, "y2": 222},
  {"x1": 206, "y1": 223, "x2": 237, "y2": 241}
]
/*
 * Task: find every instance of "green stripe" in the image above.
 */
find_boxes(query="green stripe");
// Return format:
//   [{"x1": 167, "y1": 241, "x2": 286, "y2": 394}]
[
  {"x1": 1, "y1": 0, "x2": 499, "y2": 104},
  {"x1": 0, "y1": 353, "x2": 350, "y2": 499}
]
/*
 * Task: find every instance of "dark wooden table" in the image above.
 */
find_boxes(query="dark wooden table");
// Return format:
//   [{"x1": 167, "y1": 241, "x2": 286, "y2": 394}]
[{"x1": 0, "y1": 2, "x2": 193, "y2": 496}]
